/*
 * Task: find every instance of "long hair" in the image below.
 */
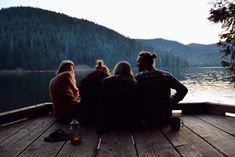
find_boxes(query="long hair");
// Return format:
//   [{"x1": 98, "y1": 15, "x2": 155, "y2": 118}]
[
  {"x1": 113, "y1": 61, "x2": 136, "y2": 82},
  {"x1": 56, "y1": 60, "x2": 74, "y2": 75}
]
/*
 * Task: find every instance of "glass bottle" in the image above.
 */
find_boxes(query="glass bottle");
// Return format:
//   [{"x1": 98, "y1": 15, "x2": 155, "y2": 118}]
[{"x1": 70, "y1": 119, "x2": 81, "y2": 145}]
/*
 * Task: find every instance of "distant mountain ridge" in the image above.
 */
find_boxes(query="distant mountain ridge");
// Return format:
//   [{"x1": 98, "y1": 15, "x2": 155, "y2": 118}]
[
  {"x1": 0, "y1": 6, "x2": 189, "y2": 70},
  {"x1": 138, "y1": 38, "x2": 222, "y2": 66},
  {"x1": 0, "y1": 7, "x2": 221, "y2": 70}
]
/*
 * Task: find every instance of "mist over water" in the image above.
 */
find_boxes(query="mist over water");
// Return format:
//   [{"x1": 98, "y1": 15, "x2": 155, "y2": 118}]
[{"x1": 0, "y1": 67, "x2": 234, "y2": 113}]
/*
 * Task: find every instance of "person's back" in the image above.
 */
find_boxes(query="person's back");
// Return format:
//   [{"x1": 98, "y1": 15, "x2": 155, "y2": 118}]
[
  {"x1": 79, "y1": 60, "x2": 109, "y2": 124},
  {"x1": 136, "y1": 51, "x2": 188, "y2": 125},
  {"x1": 49, "y1": 60, "x2": 79, "y2": 120},
  {"x1": 79, "y1": 69, "x2": 108, "y2": 105},
  {"x1": 101, "y1": 61, "x2": 139, "y2": 129}
]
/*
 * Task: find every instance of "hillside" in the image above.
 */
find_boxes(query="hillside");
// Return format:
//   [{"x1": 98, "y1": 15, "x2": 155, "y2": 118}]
[
  {"x1": 0, "y1": 7, "x2": 188, "y2": 70},
  {"x1": 139, "y1": 38, "x2": 222, "y2": 67}
]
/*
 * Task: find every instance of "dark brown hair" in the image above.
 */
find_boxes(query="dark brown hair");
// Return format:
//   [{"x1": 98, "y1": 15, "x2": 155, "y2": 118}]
[{"x1": 138, "y1": 51, "x2": 157, "y2": 66}]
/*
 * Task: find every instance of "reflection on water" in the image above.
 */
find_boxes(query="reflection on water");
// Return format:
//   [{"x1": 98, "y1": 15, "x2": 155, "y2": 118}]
[
  {"x1": 173, "y1": 67, "x2": 235, "y2": 104},
  {"x1": 0, "y1": 70, "x2": 91, "y2": 113},
  {"x1": 0, "y1": 72, "x2": 53, "y2": 113},
  {"x1": 0, "y1": 67, "x2": 234, "y2": 113}
]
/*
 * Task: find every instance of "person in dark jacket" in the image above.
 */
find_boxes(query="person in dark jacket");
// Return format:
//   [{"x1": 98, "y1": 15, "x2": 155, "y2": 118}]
[
  {"x1": 135, "y1": 51, "x2": 188, "y2": 126},
  {"x1": 101, "y1": 61, "x2": 139, "y2": 129},
  {"x1": 79, "y1": 60, "x2": 109, "y2": 124}
]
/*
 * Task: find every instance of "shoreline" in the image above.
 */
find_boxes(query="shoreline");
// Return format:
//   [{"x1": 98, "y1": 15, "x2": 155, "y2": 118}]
[{"x1": 0, "y1": 64, "x2": 93, "y2": 74}]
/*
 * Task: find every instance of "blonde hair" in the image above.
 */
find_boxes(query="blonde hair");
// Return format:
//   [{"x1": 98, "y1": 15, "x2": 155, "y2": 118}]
[
  {"x1": 56, "y1": 60, "x2": 74, "y2": 75},
  {"x1": 113, "y1": 61, "x2": 136, "y2": 81},
  {"x1": 95, "y1": 59, "x2": 110, "y2": 75}
]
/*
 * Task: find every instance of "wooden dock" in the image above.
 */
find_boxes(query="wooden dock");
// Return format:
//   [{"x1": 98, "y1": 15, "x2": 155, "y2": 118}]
[{"x1": 0, "y1": 103, "x2": 235, "y2": 157}]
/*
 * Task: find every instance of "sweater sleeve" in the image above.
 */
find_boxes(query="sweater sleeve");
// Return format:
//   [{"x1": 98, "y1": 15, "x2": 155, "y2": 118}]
[{"x1": 68, "y1": 72, "x2": 79, "y2": 98}]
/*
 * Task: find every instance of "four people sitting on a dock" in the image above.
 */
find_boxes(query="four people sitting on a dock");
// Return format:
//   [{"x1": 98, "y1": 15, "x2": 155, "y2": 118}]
[{"x1": 49, "y1": 51, "x2": 188, "y2": 128}]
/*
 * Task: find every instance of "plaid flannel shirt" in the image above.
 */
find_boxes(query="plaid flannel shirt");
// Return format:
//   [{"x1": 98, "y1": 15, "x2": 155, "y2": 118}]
[{"x1": 135, "y1": 69, "x2": 188, "y2": 123}]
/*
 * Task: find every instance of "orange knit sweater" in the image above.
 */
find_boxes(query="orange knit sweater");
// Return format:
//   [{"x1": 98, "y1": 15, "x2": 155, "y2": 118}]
[{"x1": 49, "y1": 71, "x2": 79, "y2": 119}]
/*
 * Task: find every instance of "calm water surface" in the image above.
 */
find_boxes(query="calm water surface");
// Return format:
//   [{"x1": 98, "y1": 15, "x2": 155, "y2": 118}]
[{"x1": 0, "y1": 67, "x2": 234, "y2": 113}]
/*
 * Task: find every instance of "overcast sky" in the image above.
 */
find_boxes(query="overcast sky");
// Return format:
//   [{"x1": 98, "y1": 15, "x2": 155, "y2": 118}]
[{"x1": 0, "y1": 0, "x2": 222, "y2": 44}]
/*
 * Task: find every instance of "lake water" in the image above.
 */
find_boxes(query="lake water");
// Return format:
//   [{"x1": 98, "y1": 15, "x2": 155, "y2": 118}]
[{"x1": 0, "y1": 67, "x2": 234, "y2": 113}]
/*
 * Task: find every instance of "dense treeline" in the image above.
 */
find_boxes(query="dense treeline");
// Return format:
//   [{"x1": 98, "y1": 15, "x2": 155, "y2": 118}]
[{"x1": 0, "y1": 7, "x2": 188, "y2": 70}]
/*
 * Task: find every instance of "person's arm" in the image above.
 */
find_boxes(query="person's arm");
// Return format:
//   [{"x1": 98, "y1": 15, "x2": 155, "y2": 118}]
[
  {"x1": 168, "y1": 74, "x2": 188, "y2": 105},
  {"x1": 67, "y1": 72, "x2": 79, "y2": 98}
]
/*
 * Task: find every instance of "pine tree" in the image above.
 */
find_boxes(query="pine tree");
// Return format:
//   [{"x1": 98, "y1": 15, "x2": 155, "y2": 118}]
[{"x1": 208, "y1": 0, "x2": 235, "y2": 81}]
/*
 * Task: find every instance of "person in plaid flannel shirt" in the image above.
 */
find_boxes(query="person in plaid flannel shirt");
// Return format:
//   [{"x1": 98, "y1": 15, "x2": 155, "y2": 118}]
[{"x1": 135, "y1": 51, "x2": 188, "y2": 125}]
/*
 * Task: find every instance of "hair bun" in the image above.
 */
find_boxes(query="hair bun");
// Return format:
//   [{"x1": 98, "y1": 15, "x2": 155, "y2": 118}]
[
  {"x1": 97, "y1": 61, "x2": 102, "y2": 66},
  {"x1": 97, "y1": 59, "x2": 104, "y2": 66},
  {"x1": 152, "y1": 53, "x2": 157, "y2": 59}
]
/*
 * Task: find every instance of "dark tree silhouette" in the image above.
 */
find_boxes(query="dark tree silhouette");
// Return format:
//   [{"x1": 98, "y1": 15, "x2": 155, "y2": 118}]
[
  {"x1": 208, "y1": 0, "x2": 235, "y2": 81},
  {"x1": 0, "y1": 7, "x2": 188, "y2": 70}
]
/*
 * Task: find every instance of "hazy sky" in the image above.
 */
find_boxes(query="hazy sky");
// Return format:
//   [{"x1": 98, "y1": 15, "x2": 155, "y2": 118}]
[{"x1": 0, "y1": 0, "x2": 222, "y2": 44}]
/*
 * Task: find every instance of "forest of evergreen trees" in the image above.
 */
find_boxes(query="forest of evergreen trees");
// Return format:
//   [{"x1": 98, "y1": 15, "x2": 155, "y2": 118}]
[{"x1": 0, "y1": 7, "x2": 189, "y2": 70}]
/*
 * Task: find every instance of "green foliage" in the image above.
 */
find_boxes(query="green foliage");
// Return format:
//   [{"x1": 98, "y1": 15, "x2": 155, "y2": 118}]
[
  {"x1": 0, "y1": 7, "x2": 188, "y2": 70},
  {"x1": 208, "y1": 0, "x2": 235, "y2": 81}
]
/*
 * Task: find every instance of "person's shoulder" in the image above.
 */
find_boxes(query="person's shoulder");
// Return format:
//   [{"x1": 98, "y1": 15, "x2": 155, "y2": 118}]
[
  {"x1": 49, "y1": 77, "x2": 55, "y2": 87},
  {"x1": 155, "y1": 69, "x2": 173, "y2": 77},
  {"x1": 49, "y1": 72, "x2": 70, "y2": 87},
  {"x1": 103, "y1": 75, "x2": 116, "y2": 81},
  {"x1": 135, "y1": 70, "x2": 150, "y2": 77},
  {"x1": 85, "y1": 69, "x2": 108, "y2": 79},
  {"x1": 94, "y1": 69, "x2": 109, "y2": 77},
  {"x1": 56, "y1": 72, "x2": 74, "y2": 82},
  {"x1": 102, "y1": 76, "x2": 117, "y2": 88},
  {"x1": 128, "y1": 79, "x2": 138, "y2": 86}
]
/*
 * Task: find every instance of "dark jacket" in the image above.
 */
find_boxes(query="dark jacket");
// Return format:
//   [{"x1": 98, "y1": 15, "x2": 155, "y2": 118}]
[
  {"x1": 79, "y1": 69, "x2": 108, "y2": 124},
  {"x1": 101, "y1": 75, "x2": 139, "y2": 128}
]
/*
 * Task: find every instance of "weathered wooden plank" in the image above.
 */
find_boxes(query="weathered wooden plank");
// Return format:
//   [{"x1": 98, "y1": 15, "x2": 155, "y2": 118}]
[
  {"x1": 173, "y1": 102, "x2": 210, "y2": 114},
  {"x1": 0, "y1": 119, "x2": 32, "y2": 143},
  {"x1": 18, "y1": 121, "x2": 69, "y2": 157},
  {"x1": 57, "y1": 126, "x2": 99, "y2": 157},
  {"x1": 97, "y1": 131, "x2": 137, "y2": 157},
  {"x1": 197, "y1": 115, "x2": 235, "y2": 136},
  {"x1": 0, "y1": 116, "x2": 55, "y2": 157},
  {"x1": 161, "y1": 125, "x2": 224, "y2": 157},
  {"x1": 134, "y1": 128, "x2": 180, "y2": 157},
  {"x1": 0, "y1": 102, "x2": 52, "y2": 125},
  {"x1": 207, "y1": 103, "x2": 235, "y2": 115},
  {"x1": 182, "y1": 116, "x2": 235, "y2": 157}
]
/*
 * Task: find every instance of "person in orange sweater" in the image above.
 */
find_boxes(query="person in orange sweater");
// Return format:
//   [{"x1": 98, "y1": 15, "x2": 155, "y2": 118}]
[{"x1": 49, "y1": 60, "x2": 80, "y2": 120}]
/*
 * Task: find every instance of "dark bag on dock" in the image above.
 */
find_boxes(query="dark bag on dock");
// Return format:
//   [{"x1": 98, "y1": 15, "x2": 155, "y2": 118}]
[{"x1": 170, "y1": 117, "x2": 183, "y2": 131}]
